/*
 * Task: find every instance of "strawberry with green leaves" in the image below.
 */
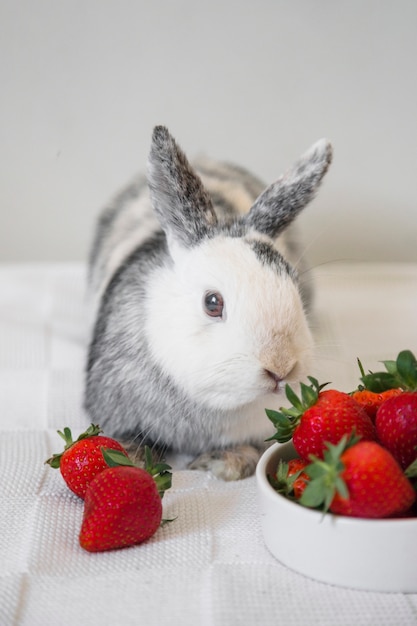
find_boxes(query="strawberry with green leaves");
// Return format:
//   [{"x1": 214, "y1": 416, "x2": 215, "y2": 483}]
[
  {"x1": 351, "y1": 388, "x2": 403, "y2": 420},
  {"x1": 358, "y1": 350, "x2": 417, "y2": 468},
  {"x1": 266, "y1": 377, "x2": 376, "y2": 461},
  {"x1": 45, "y1": 424, "x2": 129, "y2": 499},
  {"x1": 286, "y1": 459, "x2": 310, "y2": 499},
  {"x1": 300, "y1": 435, "x2": 416, "y2": 518},
  {"x1": 79, "y1": 447, "x2": 172, "y2": 552},
  {"x1": 270, "y1": 458, "x2": 310, "y2": 500},
  {"x1": 352, "y1": 354, "x2": 402, "y2": 419}
]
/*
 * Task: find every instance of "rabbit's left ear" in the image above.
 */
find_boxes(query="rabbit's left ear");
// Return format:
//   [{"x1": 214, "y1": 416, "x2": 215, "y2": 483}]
[
  {"x1": 245, "y1": 139, "x2": 333, "y2": 239},
  {"x1": 147, "y1": 126, "x2": 218, "y2": 247}
]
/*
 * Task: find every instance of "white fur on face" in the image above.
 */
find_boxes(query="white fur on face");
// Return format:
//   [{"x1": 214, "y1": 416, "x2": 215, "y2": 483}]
[{"x1": 145, "y1": 236, "x2": 313, "y2": 411}]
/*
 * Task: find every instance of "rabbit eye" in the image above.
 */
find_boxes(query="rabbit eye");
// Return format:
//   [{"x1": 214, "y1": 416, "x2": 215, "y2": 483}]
[{"x1": 204, "y1": 291, "x2": 224, "y2": 318}]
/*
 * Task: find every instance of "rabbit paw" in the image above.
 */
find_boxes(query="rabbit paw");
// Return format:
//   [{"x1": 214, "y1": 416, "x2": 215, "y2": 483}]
[{"x1": 188, "y1": 445, "x2": 262, "y2": 481}]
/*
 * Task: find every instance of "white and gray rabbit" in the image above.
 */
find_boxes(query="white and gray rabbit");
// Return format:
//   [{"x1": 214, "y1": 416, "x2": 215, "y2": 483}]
[{"x1": 85, "y1": 126, "x2": 332, "y2": 480}]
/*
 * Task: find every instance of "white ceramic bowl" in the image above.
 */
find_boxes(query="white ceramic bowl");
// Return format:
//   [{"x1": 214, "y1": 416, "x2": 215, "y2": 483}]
[{"x1": 256, "y1": 442, "x2": 417, "y2": 593}]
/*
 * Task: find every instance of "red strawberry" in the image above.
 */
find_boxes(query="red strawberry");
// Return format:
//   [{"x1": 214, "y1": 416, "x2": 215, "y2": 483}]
[
  {"x1": 300, "y1": 435, "x2": 416, "y2": 518},
  {"x1": 45, "y1": 424, "x2": 128, "y2": 499},
  {"x1": 287, "y1": 459, "x2": 310, "y2": 499},
  {"x1": 351, "y1": 388, "x2": 402, "y2": 420},
  {"x1": 270, "y1": 458, "x2": 310, "y2": 499},
  {"x1": 266, "y1": 377, "x2": 376, "y2": 461},
  {"x1": 79, "y1": 448, "x2": 172, "y2": 552},
  {"x1": 376, "y1": 393, "x2": 417, "y2": 468},
  {"x1": 358, "y1": 350, "x2": 417, "y2": 468}
]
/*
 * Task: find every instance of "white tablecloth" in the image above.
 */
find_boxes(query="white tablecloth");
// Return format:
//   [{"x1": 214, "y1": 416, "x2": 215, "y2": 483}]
[{"x1": 1, "y1": 262, "x2": 417, "y2": 626}]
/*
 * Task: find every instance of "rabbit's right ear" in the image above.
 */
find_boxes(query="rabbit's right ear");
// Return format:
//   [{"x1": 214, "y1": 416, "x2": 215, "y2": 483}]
[
  {"x1": 245, "y1": 139, "x2": 333, "y2": 239},
  {"x1": 147, "y1": 126, "x2": 218, "y2": 247}
]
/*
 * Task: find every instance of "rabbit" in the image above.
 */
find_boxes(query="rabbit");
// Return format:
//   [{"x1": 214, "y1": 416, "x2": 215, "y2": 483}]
[{"x1": 85, "y1": 126, "x2": 332, "y2": 480}]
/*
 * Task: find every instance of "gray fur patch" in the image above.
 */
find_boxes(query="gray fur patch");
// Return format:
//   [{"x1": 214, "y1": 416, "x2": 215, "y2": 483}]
[
  {"x1": 147, "y1": 126, "x2": 218, "y2": 246},
  {"x1": 89, "y1": 175, "x2": 147, "y2": 272},
  {"x1": 248, "y1": 239, "x2": 297, "y2": 281},
  {"x1": 194, "y1": 157, "x2": 266, "y2": 200},
  {"x1": 246, "y1": 139, "x2": 332, "y2": 239}
]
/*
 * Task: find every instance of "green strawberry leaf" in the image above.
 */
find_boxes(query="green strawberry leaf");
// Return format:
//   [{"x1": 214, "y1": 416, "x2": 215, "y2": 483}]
[
  {"x1": 299, "y1": 436, "x2": 350, "y2": 513},
  {"x1": 264, "y1": 408, "x2": 285, "y2": 426},
  {"x1": 360, "y1": 371, "x2": 399, "y2": 392},
  {"x1": 57, "y1": 426, "x2": 73, "y2": 447},
  {"x1": 395, "y1": 350, "x2": 417, "y2": 391},
  {"x1": 264, "y1": 409, "x2": 296, "y2": 442},
  {"x1": 267, "y1": 460, "x2": 303, "y2": 497},
  {"x1": 154, "y1": 473, "x2": 173, "y2": 497},
  {"x1": 405, "y1": 456, "x2": 417, "y2": 479},
  {"x1": 307, "y1": 376, "x2": 330, "y2": 393},
  {"x1": 382, "y1": 359, "x2": 397, "y2": 375},
  {"x1": 356, "y1": 358, "x2": 366, "y2": 379},
  {"x1": 334, "y1": 475, "x2": 349, "y2": 499},
  {"x1": 80, "y1": 423, "x2": 102, "y2": 438},
  {"x1": 102, "y1": 448, "x2": 134, "y2": 467},
  {"x1": 280, "y1": 407, "x2": 301, "y2": 418},
  {"x1": 299, "y1": 476, "x2": 329, "y2": 508},
  {"x1": 285, "y1": 384, "x2": 304, "y2": 412},
  {"x1": 144, "y1": 446, "x2": 173, "y2": 498},
  {"x1": 360, "y1": 350, "x2": 417, "y2": 392},
  {"x1": 44, "y1": 453, "x2": 62, "y2": 469},
  {"x1": 300, "y1": 382, "x2": 318, "y2": 407}
]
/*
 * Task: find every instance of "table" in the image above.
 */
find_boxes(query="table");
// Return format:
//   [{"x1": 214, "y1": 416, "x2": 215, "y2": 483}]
[{"x1": 1, "y1": 262, "x2": 417, "y2": 625}]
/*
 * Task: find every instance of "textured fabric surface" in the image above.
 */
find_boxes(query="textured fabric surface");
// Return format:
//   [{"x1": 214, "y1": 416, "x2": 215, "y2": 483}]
[{"x1": 1, "y1": 262, "x2": 417, "y2": 626}]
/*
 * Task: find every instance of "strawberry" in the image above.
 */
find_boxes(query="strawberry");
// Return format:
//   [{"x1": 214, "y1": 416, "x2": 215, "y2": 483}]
[
  {"x1": 351, "y1": 388, "x2": 402, "y2": 420},
  {"x1": 376, "y1": 393, "x2": 417, "y2": 468},
  {"x1": 266, "y1": 377, "x2": 376, "y2": 461},
  {"x1": 79, "y1": 447, "x2": 172, "y2": 552},
  {"x1": 300, "y1": 435, "x2": 416, "y2": 518},
  {"x1": 45, "y1": 424, "x2": 129, "y2": 499},
  {"x1": 286, "y1": 459, "x2": 310, "y2": 499},
  {"x1": 358, "y1": 350, "x2": 417, "y2": 468},
  {"x1": 269, "y1": 458, "x2": 310, "y2": 500},
  {"x1": 286, "y1": 458, "x2": 310, "y2": 499}
]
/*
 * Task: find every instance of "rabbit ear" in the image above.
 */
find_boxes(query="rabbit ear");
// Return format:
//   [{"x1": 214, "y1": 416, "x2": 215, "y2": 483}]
[
  {"x1": 245, "y1": 139, "x2": 332, "y2": 238},
  {"x1": 147, "y1": 126, "x2": 218, "y2": 247}
]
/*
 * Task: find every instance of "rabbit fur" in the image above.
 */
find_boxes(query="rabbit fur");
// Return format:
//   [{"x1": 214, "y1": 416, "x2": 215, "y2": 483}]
[{"x1": 85, "y1": 126, "x2": 332, "y2": 480}]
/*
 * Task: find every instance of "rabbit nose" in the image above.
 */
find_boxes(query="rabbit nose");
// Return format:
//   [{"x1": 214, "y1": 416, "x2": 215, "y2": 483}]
[{"x1": 265, "y1": 369, "x2": 283, "y2": 391}]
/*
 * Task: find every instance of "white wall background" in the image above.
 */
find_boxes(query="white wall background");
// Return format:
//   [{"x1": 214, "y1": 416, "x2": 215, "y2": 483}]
[{"x1": 1, "y1": 0, "x2": 416, "y2": 265}]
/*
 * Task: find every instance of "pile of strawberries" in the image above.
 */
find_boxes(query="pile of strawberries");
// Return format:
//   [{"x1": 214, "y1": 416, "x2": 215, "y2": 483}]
[
  {"x1": 45, "y1": 425, "x2": 172, "y2": 552},
  {"x1": 266, "y1": 349, "x2": 417, "y2": 519}
]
